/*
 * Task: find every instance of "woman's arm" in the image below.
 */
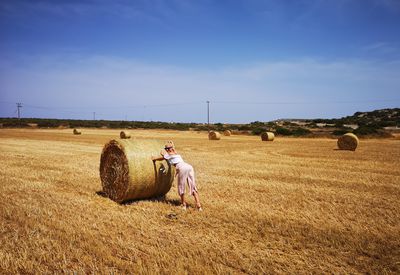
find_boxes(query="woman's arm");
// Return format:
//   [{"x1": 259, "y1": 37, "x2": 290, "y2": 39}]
[
  {"x1": 152, "y1": 150, "x2": 166, "y2": 161},
  {"x1": 151, "y1": 156, "x2": 164, "y2": 161}
]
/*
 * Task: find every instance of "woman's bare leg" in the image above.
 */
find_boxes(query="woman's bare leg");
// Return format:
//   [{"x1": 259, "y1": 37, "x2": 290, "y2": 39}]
[
  {"x1": 193, "y1": 191, "x2": 201, "y2": 208},
  {"x1": 180, "y1": 194, "x2": 187, "y2": 208}
]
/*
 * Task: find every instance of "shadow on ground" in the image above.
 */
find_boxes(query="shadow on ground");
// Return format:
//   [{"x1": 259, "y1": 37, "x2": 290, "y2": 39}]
[{"x1": 95, "y1": 191, "x2": 181, "y2": 206}]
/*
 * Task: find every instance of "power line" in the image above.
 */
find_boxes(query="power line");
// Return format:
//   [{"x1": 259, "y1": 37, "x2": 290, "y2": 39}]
[
  {"x1": 20, "y1": 101, "x2": 203, "y2": 110},
  {"x1": 213, "y1": 99, "x2": 400, "y2": 105}
]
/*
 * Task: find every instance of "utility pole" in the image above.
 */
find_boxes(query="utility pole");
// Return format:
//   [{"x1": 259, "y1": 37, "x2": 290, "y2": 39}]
[
  {"x1": 93, "y1": 112, "x2": 96, "y2": 120},
  {"x1": 206, "y1": 100, "x2": 210, "y2": 131},
  {"x1": 16, "y1": 103, "x2": 22, "y2": 119}
]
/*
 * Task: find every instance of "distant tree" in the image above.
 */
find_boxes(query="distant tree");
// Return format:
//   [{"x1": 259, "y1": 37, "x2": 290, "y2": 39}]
[
  {"x1": 251, "y1": 127, "x2": 268, "y2": 135},
  {"x1": 332, "y1": 129, "x2": 350, "y2": 136},
  {"x1": 334, "y1": 121, "x2": 344, "y2": 128},
  {"x1": 250, "y1": 121, "x2": 264, "y2": 125},
  {"x1": 292, "y1": 127, "x2": 311, "y2": 136},
  {"x1": 238, "y1": 125, "x2": 251, "y2": 131},
  {"x1": 275, "y1": 127, "x2": 292, "y2": 136},
  {"x1": 214, "y1": 123, "x2": 224, "y2": 131},
  {"x1": 354, "y1": 126, "x2": 378, "y2": 135}
]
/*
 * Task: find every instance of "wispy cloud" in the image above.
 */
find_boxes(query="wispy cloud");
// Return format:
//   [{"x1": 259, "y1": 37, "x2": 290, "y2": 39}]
[
  {"x1": 363, "y1": 42, "x2": 389, "y2": 51},
  {"x1": 361, "y1": 42, "x2": 399, "y2": 55},
  {"x1": 1, "y1": 54, "x2": 399, "y2": 122},
  {"x1": 0, "y1": 0, "x2": 188, "y2": 25}
]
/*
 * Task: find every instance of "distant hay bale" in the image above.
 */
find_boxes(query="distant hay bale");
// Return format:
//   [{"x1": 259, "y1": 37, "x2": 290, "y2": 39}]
[
  {"x1": 337, "y1": 133, "x2": 359, "y2": 151},
  {"x1": 120, "y1": 130, "x2": 131, "y2": 139},
  {"x1": 73, "y1": 129, "x2": 82, "y2": 135},
  {"x1": 100, "y1": 139, "x2": 174, "y2": 203},
  {"x1": 208, "y1": 131, "x2": 221, "y2": 140},
  {"x1": 261, "y1": 132, "x2": 275, "y2": 141},
  {"x1": 27, "y1": 123, "x2": 38, "y2": 128},
  {"x1": 223, "y1": 130, "x2": 232, "y2": 136}
]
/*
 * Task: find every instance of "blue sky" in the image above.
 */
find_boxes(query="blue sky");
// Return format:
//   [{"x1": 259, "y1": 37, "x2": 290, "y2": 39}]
[{"x1": 1, "y1": 0, "x2": 399, "y2": 123}]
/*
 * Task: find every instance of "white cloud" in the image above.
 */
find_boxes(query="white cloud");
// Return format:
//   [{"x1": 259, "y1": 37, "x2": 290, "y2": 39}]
[{"x1": 1, "y1": 54, "x2": 399, "y2": 122}]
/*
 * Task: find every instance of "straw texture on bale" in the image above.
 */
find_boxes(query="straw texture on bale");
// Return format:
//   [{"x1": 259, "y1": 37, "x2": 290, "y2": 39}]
[
  {"x1": 73, "y1": 129, "x2": 82, "y2": 135},
  {"x1": 337, "y1": 133, "x2": 359, "y2": 151},
  {"x1": 100, "y1": 139, "x2": 174, "y2": 203},
  {"x1": 223, "y1": 130, "x2": 232, "y2": 136},
  {"x1": 261, "y1": 132, "x2": 275, "y2": 141},
  {"x1": 208, "y1": 131, "x2": 221, "y2": 140},
  {"x1": 120, "y1": 131, "x2": 131, "y2": 139}
]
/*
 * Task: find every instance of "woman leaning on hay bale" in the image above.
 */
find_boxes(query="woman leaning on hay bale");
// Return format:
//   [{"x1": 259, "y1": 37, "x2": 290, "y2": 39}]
[{"x1": 151, "y1": 141, "x2": 202, "y2": 211}]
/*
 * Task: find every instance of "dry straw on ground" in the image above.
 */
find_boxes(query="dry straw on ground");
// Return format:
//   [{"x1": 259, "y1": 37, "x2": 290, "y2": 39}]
[
  {"x1": 1, "y1": 128, "x2": 399, "y2": 274},
  {"x1": 208, "y1": 131, "x2": 221, "y2": 140},
  {"x1": 100, "y1": 139, "x2": 174, "y2": 203},
  {"x1": 337, "y1": 133, "x2": 359, "y2": 151},
  {"x1": 261, "y1": 131, "x2": 275, "y2": 141},
  {"x1": 120, "y1": 130, "x2": 131, "y2": 139},
  {"x1": 223, "y1": 130, "x2": 232, "y2": 136},
  {"x1": 73, "y1": 128, "x2": 82, "y2": 135}
]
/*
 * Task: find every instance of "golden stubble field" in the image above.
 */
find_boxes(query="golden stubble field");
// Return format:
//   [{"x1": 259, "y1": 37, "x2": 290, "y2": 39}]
[{"x1": 0, "y1": 128, "x2": 399, "y2": 274}]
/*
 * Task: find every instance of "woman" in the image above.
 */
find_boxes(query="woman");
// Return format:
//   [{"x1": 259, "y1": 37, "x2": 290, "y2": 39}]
[{"x1": 152, "y1": 141, "x2": 202, "y2": 211}]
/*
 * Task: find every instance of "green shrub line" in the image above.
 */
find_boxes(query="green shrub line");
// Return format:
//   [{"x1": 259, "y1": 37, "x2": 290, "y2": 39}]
[{"x1": 1, "y1": 108, "x2": 398, "y2": 138}]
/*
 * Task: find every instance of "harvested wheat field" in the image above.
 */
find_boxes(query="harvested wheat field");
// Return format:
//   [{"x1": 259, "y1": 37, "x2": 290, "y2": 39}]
[{"x1": 0, "y1": 128, "x2": 399, "y2": 274}]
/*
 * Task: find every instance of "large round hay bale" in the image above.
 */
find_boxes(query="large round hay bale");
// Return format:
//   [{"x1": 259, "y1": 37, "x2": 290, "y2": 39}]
[
  {"x1": 208, "y1": 131, "x2": 221, "y2": 140},
  {"x1": 337, "y1": 133, "x2": 359, "y2": 151},
  {"x1": 261, "y1": 132, "x2": 275, "y2": 141},
  {"x1": 100, "y1": 139, "x2": 174, "y2": 203},
  {"x1": 223, "y1": 130, "x2": 232, "y2": 136},
  {"x1": 120, "y1": 130, "x2": 131, "y2": 139},
  {"x1": 73, "y1": 129, "x2": 82, "y2": 135}
]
